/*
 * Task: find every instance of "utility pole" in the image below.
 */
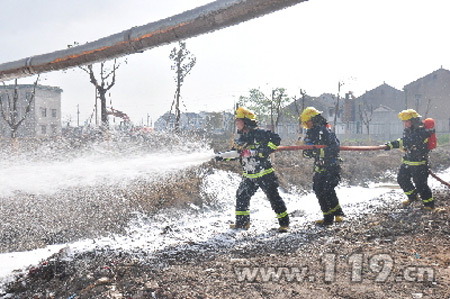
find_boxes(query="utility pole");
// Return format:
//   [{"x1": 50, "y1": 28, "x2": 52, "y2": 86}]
[
  {"x1": 77, "y1": 104, "x2": 80, "y2": 127},
  {"x1": 333, "y1": 81, "x2": 344, "y2": 133},
  {"x1": 300, "y1": 89, "x2": 307, "y2": 135},
  {"x1": 270, "y1": 89, "x2": 275, "y2": 131},
  {"x1": 94, "y1": 86, "x2": 98, "y2": 126}
]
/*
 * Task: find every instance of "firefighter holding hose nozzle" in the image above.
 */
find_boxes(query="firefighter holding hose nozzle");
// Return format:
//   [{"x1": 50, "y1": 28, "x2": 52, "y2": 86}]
[{"x1": 215, "y1": 107, "x2": 290, "y2": 232}]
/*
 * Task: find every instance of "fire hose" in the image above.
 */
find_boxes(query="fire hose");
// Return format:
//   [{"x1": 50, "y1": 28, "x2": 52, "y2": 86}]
[
  {"x1": 428, "y1": 169, "x2": 450, "y2": 188},
  {"x1": 276, "y1": 145, "x2": 387, "y2": 151}
]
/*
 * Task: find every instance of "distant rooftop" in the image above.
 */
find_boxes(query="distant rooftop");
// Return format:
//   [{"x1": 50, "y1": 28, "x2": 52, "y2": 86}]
[{"x1": 0, "y1": 84, "x2": 63, "y2": 92}]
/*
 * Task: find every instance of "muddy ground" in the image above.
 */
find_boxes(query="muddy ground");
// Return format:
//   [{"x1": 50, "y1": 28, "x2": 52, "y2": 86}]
[{"x1": 3, "y1": 191, "x2": 449, "y2": 299}]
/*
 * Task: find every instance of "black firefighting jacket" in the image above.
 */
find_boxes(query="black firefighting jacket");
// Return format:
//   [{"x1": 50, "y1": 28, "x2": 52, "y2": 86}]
[
  {"x1": 387, "y1": 127, "x2": 432, "y2": 165},
  {"x1": 303, "y1": 124, "x2": 341, "y2": 173},
  {"x1": 232, "y1": 127, "x2": 280, "y2": 178}
]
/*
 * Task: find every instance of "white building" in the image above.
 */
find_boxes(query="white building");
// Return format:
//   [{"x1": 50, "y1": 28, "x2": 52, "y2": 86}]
[{"x1": 0, "y1": 84, "x2": 62, "y2": 138}]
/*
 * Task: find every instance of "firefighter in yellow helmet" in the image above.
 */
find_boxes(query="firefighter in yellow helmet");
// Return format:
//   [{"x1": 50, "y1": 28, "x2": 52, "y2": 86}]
[
  {"x1": 384, "y1": 109, "x2": 435, "y2": 209},
  {"x1": 300, "y1": 107, "x2": 345, "y2": 226},
  {"x1": 216, "y1": 107, "x2": 290, "y2": 232}
]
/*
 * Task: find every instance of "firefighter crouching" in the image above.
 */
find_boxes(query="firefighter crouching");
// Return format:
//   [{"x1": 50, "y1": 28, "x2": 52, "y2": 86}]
[
  {"x1": 216, "y1": 107, "x2": 290, "y2": 232},
  {"x1": 384, "y1": 109, "x2": 435, "y2": 209},
  {"x1": 300, "y1": 107, "x2": 345, "y2": 226}
]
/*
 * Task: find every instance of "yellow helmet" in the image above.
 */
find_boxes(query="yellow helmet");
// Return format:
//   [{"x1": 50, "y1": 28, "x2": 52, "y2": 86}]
[
  {"x1": 398, "y1": 109, "x2": 421, "y2": 121},
  {"x1": 235, "y1": 107, "x2": 256, "y2": 120},
  {"x1": 300, "y1": 107, "x2": 322, "y2": 127}
]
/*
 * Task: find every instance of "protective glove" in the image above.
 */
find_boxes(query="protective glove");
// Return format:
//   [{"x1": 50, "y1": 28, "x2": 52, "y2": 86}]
[
  {"x1": 384, "y1": 143, "x2": 392, "y2": 151},
  {"x1": 240, "y1": 149, "x2": 257, "y2": 158},
  {"x1": 303, "y1": 149, "x2": 313, "y2": 158},
  {"x1": 215, "y1": 155, "x2": 224, "y2": 161},
  {"x1": 315, "y1": 159, "x2": 325, "y2": 167}
]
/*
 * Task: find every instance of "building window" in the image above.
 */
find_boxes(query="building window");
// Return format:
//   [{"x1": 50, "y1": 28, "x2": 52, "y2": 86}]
[
  {"x1": 40, "y1": 107, "x2": 47, "y2": 117},
  {"x1": 51, "y1": 109, "x2": 57, "y2": 117},
  {"x1": 51, "y1": 125, "x2": 58, "y2": 135},
  {"x1": 41, "y1": 125, "x2": 47, "y2": 134},
  {"x1": 328, "y1": 108, "x2": 334, "y2": 117}
]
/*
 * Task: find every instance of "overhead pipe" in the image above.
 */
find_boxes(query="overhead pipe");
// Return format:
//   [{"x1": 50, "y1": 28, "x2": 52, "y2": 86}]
[{"x1": 0, "y1": 0, "x2": 307, "y2": 82}]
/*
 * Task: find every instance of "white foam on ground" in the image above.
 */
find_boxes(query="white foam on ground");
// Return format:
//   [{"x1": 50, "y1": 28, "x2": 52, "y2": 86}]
[{"x1": 1, "y1": 164, "x2": 449, "y2": 293}]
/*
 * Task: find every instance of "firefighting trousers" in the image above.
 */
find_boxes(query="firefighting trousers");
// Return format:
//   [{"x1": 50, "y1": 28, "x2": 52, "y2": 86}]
[
  {"x1": 397, "y1": 163, "x2": 434, "y2": 207},
  {"x1": 235, "y1": 172, "x2": 289, "y2": 227},
  {"x1": 313, "y1": 165, "x2": 344, "y2": 222}
]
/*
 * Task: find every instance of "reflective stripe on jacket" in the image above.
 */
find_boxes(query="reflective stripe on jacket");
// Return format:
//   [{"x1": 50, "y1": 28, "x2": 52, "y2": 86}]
[{"x1": 234, "y1": 127, "x2": 281, "y2": 178}]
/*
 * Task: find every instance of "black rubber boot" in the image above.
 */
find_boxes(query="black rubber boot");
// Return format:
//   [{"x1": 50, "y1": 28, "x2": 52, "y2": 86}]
[
  {"x1": 315, "y1": 214, "x2": 333, "y2": 226},
  {"x1": 230, "y1": 215, "x2": 250, "y2": 229}
]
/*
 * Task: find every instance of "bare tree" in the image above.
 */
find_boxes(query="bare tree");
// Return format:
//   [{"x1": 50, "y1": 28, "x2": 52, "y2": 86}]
[
  {"x1": 358, "y1": 101, "x2": 373, "y2": 142},
  {"x1": 292, "y1": 89, "x2": 307, "y2": 135},
  {"x1": 270, "y1": 88, "x2": 290, "y2": 133},
  {"x1": 333, "y1": 81, "x2": 344, "y2": 133},
  {"x1": 0, "y1": 75, "x2": 40, "y2": 139},
  {"x1": 299, "y1": 89, "x2": 307, "y2": 115},
  {"x1": 343, "y1": 91, "x2": 356, "y2": 138},
  {"x1": 169, "y1": 41, "x2": 196, "y2": 133},
  {"x1": 79, "y1": 60, "x2": 123, "y2": 128}
]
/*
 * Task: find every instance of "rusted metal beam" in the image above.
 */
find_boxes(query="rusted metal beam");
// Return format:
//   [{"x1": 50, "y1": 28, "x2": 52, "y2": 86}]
[{"x1": 0, "y1": 0, "x2": 307, "y2": 81}]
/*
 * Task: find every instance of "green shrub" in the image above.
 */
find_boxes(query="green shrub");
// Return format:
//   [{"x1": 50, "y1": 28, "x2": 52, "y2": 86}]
[{"x1": 437, "y1": 133, "x2": 449, "y2": 146}]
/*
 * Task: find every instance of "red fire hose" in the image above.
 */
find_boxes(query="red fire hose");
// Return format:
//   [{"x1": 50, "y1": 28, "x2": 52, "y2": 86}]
[{"x1": 276, "y1": 145, "x2": 388, "y2": 151}]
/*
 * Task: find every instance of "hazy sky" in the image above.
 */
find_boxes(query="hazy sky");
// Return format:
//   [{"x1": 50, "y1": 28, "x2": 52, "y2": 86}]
[{"x1": 1, "y1": 0, "x2": 449, "y2": 126}]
